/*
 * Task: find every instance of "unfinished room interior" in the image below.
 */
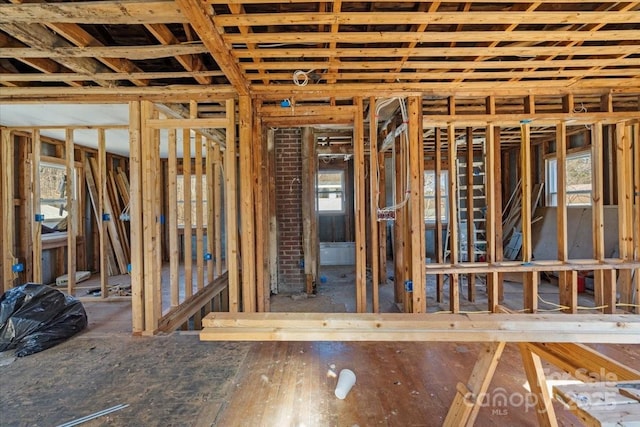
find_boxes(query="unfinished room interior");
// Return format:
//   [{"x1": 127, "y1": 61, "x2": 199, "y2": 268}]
[{"x1": 1, "y1": 0, "x2": 639, "y2": 425}]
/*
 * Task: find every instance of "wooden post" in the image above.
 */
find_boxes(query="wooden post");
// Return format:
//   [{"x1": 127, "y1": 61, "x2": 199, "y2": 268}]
[
  {"x1": 369, "y1": 96, "x2": 380, "y2": 312},
  {"x1": 1, "y1": 128, "x2": 15, "y2": 293},
  {"x1": 184, "y1": 107, "x2": 194, "y2": 299},
  {"x1": 141, "y1": 101, "x2": 160, "y2": 333},
  {"x1": 408, "y1": 96, "x2": 425, "y2": 313},
  {"x1": 485, "y1": 125, "x2": 498, "y2": 312},
  {"x1": 435, "y1": 127, "x2": 444, "y2": 303},
  {"x1": 393, "y1": 132, "x2": 405, "y2": 305},
  {"x1": 205, "y1": 139, "x2": 215, "y2": 286},
  {"x1": 239, "y1": 95, "x2": 256, "y2": 312},
  {"x1": 195, "y1": 134, "x2": 205, "y2": 293},
  {"x1": 97, "y1": 129, "x2": 107, "y2": 298},
  {"x1": 465, "y1": 127, "x2": 476, "y2": 302},
  {"x1": 378, "y1": 153, "x2": 387, "y2": 287},
  {"x1": 225, "y1": 98, "x2": 240, "y2": 313},
  {"x1": 591, "y1": 122, "x2": 611, "y2": 313},
  {"x1": 494, "y1": 128, "x2": 505, "y2": 303},
  {"x1": 443, "y1": 342, "x2": 506, "y2": 427},
  {"x1": 267, "y1": 128, "x2": 278, "y2": 299},
  {"x1": 447, "y1": 124, "x2": 459, "y2": 313},
  {"x1": 129, "y1": 101, "x2": 145, "y2": 333},
  {"x1": 65, "y1": 129, "x2": 77, "y2": 296},
  {"x1": 520, "y1": 123, "x2": 537, "y2": 313},
  {"x1": 301, "y1": 127, "x2": 318, "y2": 296},
  {"x1": 556, "y1": 122, "x2": 577, "y2": 313},
  {"x1": 31, "y1": 130, "x2": 42, "y2": 284},
  {"x1": 615, "y1": 122, "x2": 633, "y2": 308},
  {"x1": 354, "y1": 97, "x2": 367, "y2": 313},
  {"x1": 634, "y1": 122, "x2": 640, "y2": 314},
  {"x1": 213, "y1": 145, "x2": 223, "y2": 278},
  {"x1": 168, "y1": 127, "x2": 179, "y2": 307},
  {"x1": 253, "y1": 114, "x2": 269, "y2": 311}
]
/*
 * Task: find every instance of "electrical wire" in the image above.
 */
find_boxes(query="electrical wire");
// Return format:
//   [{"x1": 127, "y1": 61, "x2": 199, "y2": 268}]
[
  {"x1": 374, "y1": 97, "x2": 411, "y2": 217},
  {"x1": 293, "y1": 69, "x2": 315, "y2": 87}
]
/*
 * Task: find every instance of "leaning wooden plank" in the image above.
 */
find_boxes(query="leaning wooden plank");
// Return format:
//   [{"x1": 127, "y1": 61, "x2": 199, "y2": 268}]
[
  {"x1": 83, "y1": 155, "x2": 118, "y2": 275},
  {"x1": 157, "y1": 272, "x2": 228, "y2": 333},
  {"x1": 86, "y1": 157, "x2": 127, "y2": 273}
]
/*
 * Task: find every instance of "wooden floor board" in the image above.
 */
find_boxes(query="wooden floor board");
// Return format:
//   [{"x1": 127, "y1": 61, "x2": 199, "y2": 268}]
[{"x1": 214, "y1": 341, "x2": 639, "y2": 426}]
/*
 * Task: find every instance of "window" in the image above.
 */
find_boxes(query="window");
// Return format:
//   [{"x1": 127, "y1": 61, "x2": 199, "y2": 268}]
[
  {"x1": 424, "y1": 170, "x2": 448, "y2": 222},
  {"x1": 546, "y1": 152, "x2": 592, "y2": 206},
  {"x1": 39, "y1": 163, "x2": 73, "y2": 230},
  {"x1": 176, "y1": 175, "x2": 208, "y2": 226},
  {"x1": 317, "y1": 171, "x2": 345, "y2": 213}
]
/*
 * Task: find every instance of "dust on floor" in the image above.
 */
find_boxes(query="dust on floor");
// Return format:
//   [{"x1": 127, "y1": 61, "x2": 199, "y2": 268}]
[{"x1": 0, "y1": 333, "x2": 251, "y2": 427}]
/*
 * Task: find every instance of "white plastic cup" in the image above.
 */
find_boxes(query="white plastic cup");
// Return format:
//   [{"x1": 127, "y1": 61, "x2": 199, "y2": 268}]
[{"x1": 334, "y1": 369, "x2": 356, "y2": 399}]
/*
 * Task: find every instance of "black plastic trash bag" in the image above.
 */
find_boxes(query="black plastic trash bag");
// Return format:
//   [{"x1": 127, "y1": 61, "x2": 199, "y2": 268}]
[{"x1": 0, "y1": 283, "x2": 87, "y2": 357}]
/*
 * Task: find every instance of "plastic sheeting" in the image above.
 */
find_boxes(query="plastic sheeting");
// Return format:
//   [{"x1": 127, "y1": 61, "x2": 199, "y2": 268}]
[{"x1": 0, "y1": 283, "x2": 87, "y2": 357}]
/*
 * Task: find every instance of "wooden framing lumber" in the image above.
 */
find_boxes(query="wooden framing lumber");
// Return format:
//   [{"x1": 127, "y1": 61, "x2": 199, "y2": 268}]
[
  {"x1": 408, "y1": 96, "x2": 425, "y2": 313},
  {"x1": 239, "y1": 95, "x2": 256, "y2": 312},
  {"x1": 129, "y1": 101, "x2": 145, "y2": 333},
  {"x1": 484, "y1": 125, "x2": 498, "y2": 312},
  {"x1": 354, "y1": 97, "x2": 367, "y2": 312},
  {"x1": 183, "y1": 125, "x2": 193, "y2": 299},
  {"x1": 168, "y1": 127, "x2": 179, "y2": 307},
  {"x1": 435, "y1": 127, "x2": 444, "y2": 303},
  {"x1": 518, "y1": 343, "x2": 558, "y2": 427},
  {"x1": 591, "y1": 122, "x2": 611, "y2": 313},
  {"x1": 30, "y1": 130, "x2": 41, "y2": 284},
  {"x1": 443, "y1": 342, "x2": 505, "y2": 427},
  {"x1": 634, "y1": 123, "x2": 640, "y2": 314},
  {"x1": 157, "y1": 272, "x2": 229, "y2": 333},
  {"x1": 225, "y1": 98, "x2": 240, "y2": 312},
  {"x1": 205, "y1": 139, "x2": 215, "y2": 286},
  {"x1": 195, "y1": 134, "x2": 205, "y2": 293},
  {"x1": 465, "y1": 127, "x2": 475, "y2": 302},
  {"x1": 447, "y1": 124, "x2": 460, "y2": 313},
  {"x1": 199, "y1": 312, "x2": 640, "y2": 343},
  {"x1": 555, "y1": 122, "x2": 577, "y2": 313},
  {"x1": 1, "y1": 128, "x2": 15, "y2": 292},
  {"x1": 65, "y1": 129, "x2": 77, "y2": 295},
  {"x1": 301, "y1": 127, "x2": 317, "y2": 296},
  {"x1": 616, "y1": 122, "x2": 634, "y2": 307},
  {"x1": 520, "y1": 123, "x2": 537, "y2": 313},
  {"x1": 97, "y1": 130, "x2": 107, "y2": 297},
  {"x1": 369, "y1": 97, "x2": 379, "y2": 312},
  {"x1": 141, "y1": 100, "x2": 161, "y2": 333}
]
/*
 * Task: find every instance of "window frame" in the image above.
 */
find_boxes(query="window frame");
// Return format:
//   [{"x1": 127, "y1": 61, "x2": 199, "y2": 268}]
[
  {"x1": 424, "y1": 169, "x2": 449, "y2": 223},
  {"x1": 546, "y1": 150, "x2": 592, "y2": 207},
  {"x1": 317, "y1": 170, "x2": 346, "y2": 214}
]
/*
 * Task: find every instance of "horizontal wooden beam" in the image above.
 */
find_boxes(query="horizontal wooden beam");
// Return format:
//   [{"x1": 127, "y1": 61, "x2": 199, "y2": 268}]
[
  {"x1": 207, "y1": 0, "x2": 627, "y2": 4},
  {"x1": 423, "y1": 112, "x2": 640, "y2": 127},
  {"x1": 146, "y1": 117, "x2": 228, "y2": 129},
  {"x1": 200, "y1": 312, "x2": 640, "y2": 343},
  {"x1": 240, "y1": 57, "x2": 640, "y2": 72},
  {"x1": 424, "y1": 259, "x2": 640, "y2": 274},
  {"x1": 0, "y1": 70, "x2": 225, "y2": 83},
  {"x1": 0, "y1": 0, "x2": 188, "y2": 25},
  {"x1": 233, "y1": 45, "x2": 639, "y2": 59},
  {"x1": 251, "y1": 81, "x2": 640, "y2": 100},
  {"x1": 215, "y1": 11, "x2": 640, "y2": 27},
  {"x1": 0, "y1": 44, "x2": 209, "y2": 60},
  {"x1": 225, "y1": 30, "x2": 640, "y2": 45},
  {"x1": 249, "y1": 69, "x2": 640, "y2": 83},
  {"x1": 156, "y1": 271, "x2": 228, "y2": 333},
  {"x1": 257, "y1": 104, "x2": 356, "y2": 117}
]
